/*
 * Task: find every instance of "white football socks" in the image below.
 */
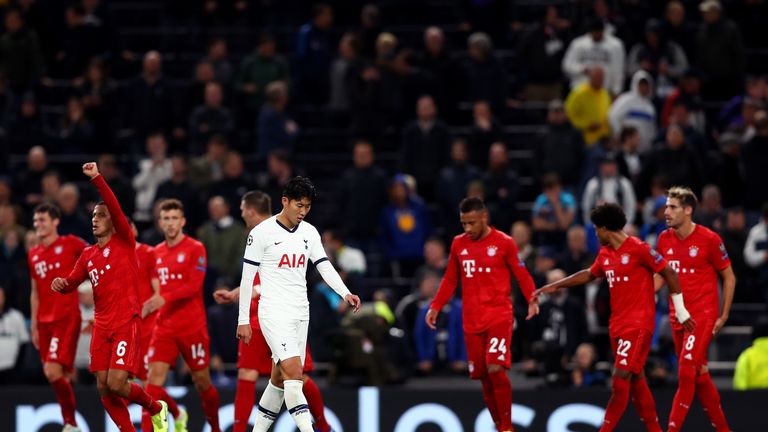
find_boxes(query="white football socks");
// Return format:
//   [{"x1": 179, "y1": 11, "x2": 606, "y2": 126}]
[
  {"x1": 284, "y1": 379, "x2": 314, "y2": 432},
  {"x1": 252, "y1": 381, "x2": 284, "y2": 432}
]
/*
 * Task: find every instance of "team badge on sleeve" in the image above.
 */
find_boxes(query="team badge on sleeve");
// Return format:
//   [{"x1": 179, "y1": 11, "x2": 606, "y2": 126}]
[
  {"x1": 247, "y1": 235, "x2": 253, "y2": 246},
  {"x1": 719, "y1": 243, "x2": 729, "y2": 260},
  {"x1": 649, "y1": 248, "x2": 663, "y2": 263}
]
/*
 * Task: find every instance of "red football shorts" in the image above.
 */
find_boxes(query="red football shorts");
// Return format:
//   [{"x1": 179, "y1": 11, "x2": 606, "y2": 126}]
[
  {"x1": 464, "y1": 319, "x2": 513, "y2": 379},
  {"x1": 611, "y1": 329, "x2": 652, "y2": 374},
  {"x1": 148, "y1": 327, "x2": 211, "y2": 371},
  {"x1": 237, "y1": 324, "x2": 314, "y2": 374},
  {"x1": 136, "y1": 312, "x2": 157, "y2": 381},
  {"x1": 38, "y1": 315, "x2": 82, "y2": 373},
  {"x1": 90, "y1": 317, "x2": 141, "y2": 374},
  {"x1": 673, "y1": 316, "x2": 715, "y2": 368}
]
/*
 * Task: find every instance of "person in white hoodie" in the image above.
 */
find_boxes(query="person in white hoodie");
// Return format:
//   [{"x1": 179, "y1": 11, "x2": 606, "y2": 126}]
[
  {"x1": 608, "y1": 70, "x2": 657, "y2": 153},
  {"x1": 562, "y1": 19, "x2": 625, "y2": 97}
]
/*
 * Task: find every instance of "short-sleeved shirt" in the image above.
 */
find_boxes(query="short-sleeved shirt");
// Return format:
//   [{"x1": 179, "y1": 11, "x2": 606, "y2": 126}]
[
  {"x1": 590, "y1": 236, "x2": 666, "y2": 337},
  {"x1": 532, "y1": 191, "x2": 577, "y2": 223},
  {"x1": 242, "y1": 216, "x2": 328, "y2": 320},
  {"x1": 28, "y1": 235, "x2": 87, "y2": 323}
]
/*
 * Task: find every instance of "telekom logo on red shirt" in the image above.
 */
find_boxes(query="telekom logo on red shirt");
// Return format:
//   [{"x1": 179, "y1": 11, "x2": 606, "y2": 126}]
[
  {"x1": 278, "y1": 254, "x2": 306, "y2": 268},
  {"x1": 158, "y1": 267, "x2": 170, "y2": 284},
  {"x1": 462, "y1": 260, "x2": 476, "y2": 277}
]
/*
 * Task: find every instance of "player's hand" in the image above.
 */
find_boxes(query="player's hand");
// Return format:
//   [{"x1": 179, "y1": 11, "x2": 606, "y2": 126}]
[
  {"x1": 237, "y1": 324, "x2": 252, "y2": 345},
  {"x1": 713, "y1": 315, "x2": 728, "y2": 335},
  {"x1": 51, "y1": 277, "x2": 69, "y2": 292},
  {"x1": 344, "y1": 294, "x2": 361, "y2": 313},
  {"x1": 526, "y1": 299, "x2": 540, "y2": 320},
  {"x1": 82, "y1": 162, "x2": 100, "y2": 179},
  {"x1": 142, "y1": 294, "x2": 165, "y2": 317},
  {"x1": 532, "y1": 284, "x2": 557, "y2": 298},
  {"x1": 31, "y1": 323, "x2": 39, "y2": 349},
  {"x1": 681, "y1": 316, "x2": 696, "y2": 333},
  {"x1": 213, "y1": 288, "x2": 236, "y2": 304},
  {"x1": 425, "y1": 308, "x2": 439, "y2": 330}
]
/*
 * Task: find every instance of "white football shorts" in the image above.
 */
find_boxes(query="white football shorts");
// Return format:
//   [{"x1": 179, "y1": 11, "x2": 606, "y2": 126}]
[{"x1": 259, "y1": 316, "x2": 309, "y2": 366}]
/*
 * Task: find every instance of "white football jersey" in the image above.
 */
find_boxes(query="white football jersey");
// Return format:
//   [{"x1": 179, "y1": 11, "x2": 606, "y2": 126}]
[{"x1": 242, "y1": 216, "x2": 328, "y2": 319}]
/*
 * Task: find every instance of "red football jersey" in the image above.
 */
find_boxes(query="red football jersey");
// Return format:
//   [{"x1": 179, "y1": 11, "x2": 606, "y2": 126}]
[
  {"x1": 657, "y1": 224, "x2": 730, "y2": 329},
  {"x1": 64, "y1": 175, "x2": 141, "y2": 330},
  {"x1": 431, "y1": 228, "x2": 536, "y2": 334},
  {"x1": 28, "y1": 235, "x2": 87, "y2": 323},
  {"x1": 154, "y1": 236, "x2": 207, "y2": 336},
  {"x1": 250, "y1": 274, "x2": 261, "y2": 329},
  {"x1": 135, "y1": 243, "x2": 157, "y2": 303},
  {"x1": 590, "y1": 236, "x2": 667, "y2": 337}
]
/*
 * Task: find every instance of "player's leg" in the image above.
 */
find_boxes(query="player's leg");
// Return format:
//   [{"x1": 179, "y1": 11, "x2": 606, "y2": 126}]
[
  {"x1": 464, "y1": 331, "x2": 499, "y2": 430},
  {"x1": 279, "y1": 356, "x2": 313, "y2": 432},
  {"x1": 234, "y1": 368, "x2": 259, "y2": 432},
  {"x1": 601, "y1": 336, "x2": 633, "y2": 432},
  {"x1": 146, "y1": 331, "x2": 183, "y2": 421},
  {"x1": 484, "y1": 320, "x2": 514, "y2": 432},
  {"x1": 40, "y1": 318, "x2": 80, "y2": 428},
  {"x1": 669, "y1": 320, "x2": 716, "y2": 432},
  {"x1": 95, "y1": 369, "x2": 135, "y2": 430},
  {"x1": 624, "y1": 331, "x2": 661, "y2": 432},
  {"x1": 234, "y1": 327, "x2": 272, "y2": 432},
  {"x1": 252, "y1": 362, "x2": 286, "y2": 432},
  {"x1": 302, "y1": 349, "x2": 331, "y2": 432},
  {"x1": 189, "y1": 368, "x2": 221, "y2": 432},
  {"x1": 180, "y1": 330, "x2": 220, "y2": 432},
  {"x1": 694, "y1": 365, "x2": 730, "y2": 431}
]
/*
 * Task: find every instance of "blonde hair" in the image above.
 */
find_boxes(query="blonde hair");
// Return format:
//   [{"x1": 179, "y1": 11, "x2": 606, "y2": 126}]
[{"x1": 667, "y1": 186, "x2": 698, "y2": 211}]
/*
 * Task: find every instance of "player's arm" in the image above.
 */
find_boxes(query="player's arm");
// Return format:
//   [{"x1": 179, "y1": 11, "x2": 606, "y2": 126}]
[
  {"x1": 52, "y1": 253, "x2": 88, "y2": 294},
  {"x1": 166, "y1": 247, "x2": 207, "y2": 303},
  {"x1": 29, "y1": 279, "x2": 40, "y2": 349},
  {"x1": 506, "y1": 238, "x2": 540, "y2": 320},
  {"x1": 83, "y1": 162, "x2": 134, "y2": 245},
  {"x1": 658, "y1": 264, "x2": 695, "y2": 331},
  {"x1": 311, "y1": 230, "x2": 360, "y2": 310},
  {"x1": 237, "y1": 229, "x2": 264, "y2": 344},
  {"x1": 213, "y1": 286, "x2": 240, "y2": 304},
  {"x1": 533, "y1": 269, "x2": 596, "y2": 297},
  {"x1": 714, "y1": 265, "x2": 736, "y2": 335},
  {"x1": 426, "y1": 243, "x2": 460, "y2": 329}
]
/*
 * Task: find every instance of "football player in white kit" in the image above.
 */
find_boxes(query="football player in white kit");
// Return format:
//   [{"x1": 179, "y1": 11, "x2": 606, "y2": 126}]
[{"x1": 236, "y1": 176, "x2": 361, "y2": 432}]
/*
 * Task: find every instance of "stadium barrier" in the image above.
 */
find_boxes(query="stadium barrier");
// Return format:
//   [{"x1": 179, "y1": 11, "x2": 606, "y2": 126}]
[{"x1": 3, "y1": 386, "x2": 767, "y2": 431}]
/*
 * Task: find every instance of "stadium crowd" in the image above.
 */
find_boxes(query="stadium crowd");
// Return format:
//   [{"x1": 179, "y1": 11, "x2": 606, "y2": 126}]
[{"x1": 1, "y1": 0, "x2": 768, "y2": 390}]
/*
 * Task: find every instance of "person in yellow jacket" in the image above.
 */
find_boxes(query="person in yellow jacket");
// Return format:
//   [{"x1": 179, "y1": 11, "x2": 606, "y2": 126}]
[
  {"x1": 734, "y1": 318, "x2": 768, "y2": 390},
  {"x1": 564, "y1": 67, "x2": 612, "y2": 146}
]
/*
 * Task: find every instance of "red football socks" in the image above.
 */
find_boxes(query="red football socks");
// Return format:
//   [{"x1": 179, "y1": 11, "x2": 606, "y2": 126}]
[
  {"x1": 601, "y1": 376, "x2": 631, "y2": 431},
  {"x1": 101, "y1": 393, "x2": 133, "y2": 430},
  {"x1": 481, "y1": 376, "x2": 501, "y2": 429},
  {"x1": 127, "y1": 382, "x2": 162, "y2": 415},
  {"x1": 304, "y1": 377, "x2": 331, "y2": 432},
  {"x1": 668, "y1": 365, "x2": 697, "y2": 431},
  {"x1": 234, "y1": 379, "x2": 256, "y2": 432},
  {"x1": 488, "y1": 371, "x2": 514, "y2": 431},
  {"x1": 696, "y1": 372, "x2": 730, "y2": 431},
  {"x1": 200, "y1": 384, "x2": 221, "y2": 432},
  {"x1": 51, "y1": 377, "x2": 77, "y2": 426},
  {"x1": 146, "y1": 383, "x2": 180, "y2": 417},
  {"x1": 629, "y1": 377, "x2": 662, "y2": 432}
]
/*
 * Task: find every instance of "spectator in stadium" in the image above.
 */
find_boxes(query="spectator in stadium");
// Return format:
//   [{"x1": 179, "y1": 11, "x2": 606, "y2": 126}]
[
  {"x1": 696, "y1": 0, "x2": 745, "y2": 100},
  {"x1": 391, "y1": 49, "x2": 435, "y2": 124},
  {"x1": 189, "y1": 81, "x2": 234, "y2": 153},
  {"x1": 663, "y1": 99, "x2": 708, "y2": 157},
  {"x1": 209, "y1": 151, "x2": 253, "y2": 216},
  {"x1": 557, "y1": 225, "x2": 595, "y2": 296},
  {"x1": 14, "y1": 146, "x2": 48, "y2": 214},
  {"x1": 180, "y1": 61, "x2": 217, "y2": 128},
  {"x1": 661, "y1": 69, "x2": 706, "y2": 133},
  {"x1": 257, "y1": 80, "x2": 298, "y2": 157},
  {"x1": 744, "y1": 203, "x2": 768, "y2": 301},
  {"x1": 639, "y1": 125, "x2": 703, "y2": 199},
  {"x1": 56, "y1": 183, "x2": 91, "y2": 241},
  {"x1": 0, "y1": 286, "x2": 29, "y2": 384},
  {"x1": 295, "y1": 3, "x2": 333, "y2": 104},
  {"x1": 338, "y1": 140, "x2": 389, "y2": 249},
  {"x1": 6, "y1": 92, "x2": 44, "y2": 154},
  {"x1": 52, "y1": 4, "x2": 105, "y2": 80},
  {"x1": 380, "y1": 175, "x2": 431, "y2": 278},
  {"x1": 96, "y1": 154, "x2": 134, "y2": 218},
  {"x1": 562, "y1": 18, "x2": 625, "y2": 97},
  {"x1": 400, "y1": 96, "x2": 451, "y2": 201},
  {"x1": 582, "y1": 153, "x2": 637, "y2": 226},
  {"x1": 328, "y1": 32, "x2": 360, "y2": 112},
  {"x1": 627, "y1": 18, "x2": 688, "y2": 99},
  {"x1": 571, "y1": 342, "x2": 607, "y2": 388},
  {"x1": 189, "y1": 135, "x2": 228, "y2": 193},
  {"x1": 695, "y1": 185, "x2": 724, "y2": 231},
  {"x1": 720, "y1": 208, "x2": 753, "y2": 303},
  {"x1": 0, "y1": 204, "x2": 25, "y2": 248},
  {"x1": 57, "y1": 97, "x2": 95, "y2": 154},
  {"x1": 77, "y1": 58, "x2": 118, "y2": 144},
  {"x1": 437, "y1": 138, "x2": 481, "y2": 233},
  {"x1": 322, "y1": 229, "x2": 367, "y2": 277},
  {"x1": 40, "y1": 169, "x2": 60, "y2": 203},
  {"x1": 197, "y1": 196, "x2": 245, "y2": 286},
  {"x1": 516, "y1": 6, "x2": 569, "y2": 102},
  {"x1": 0, "y1": 178, "x2": 11, "y2": 207},
  {"x1": 469, "y1": 101, "x2": 503, "y2": 169},
  {"x1": 413, "y1": 236, "x2": 447, "y2": 286},
  {"x1": 718, "y1": 76, "x2": 767, "y2": 132},
  {"x1": 660, "y1": 1, "x2": 696, "y2": 58},
  {"x1": 464, "y1": 32, "x2": 507, "y2": 110},
  {"x1": 615, "y1": 126, "x2": 642, "y2": 187},
  {"x1": 235, "y1": 33, "x2": 289, "y2": 114},
  {"x1": 639, "y1": 196, "x2": 666, "y2": 248},
  {"x1": 641, "y1": 175, "x2": 669, "y2": 226},
  {"x1": 608, "y1": 71, "x2": 656, "y2": 153},
  {"x1": 0, "y1": 7, "x2": 44, "y2": 93},
  {"x1": 155, "y1": 154, "x2": 199, "y2": 231},
  {"x1": 512, "y1": 221, "x2": 537, "y2": 271},
  {"x1": 256, "y1": 149, "x2": 295, "y2": 215},
  {"x1": 564, "y1": 67, "x2": 611, "y2": 146},
  {"x1": 532, "y1": 173, "x2": 577, "y2": 248},
  {"x1": 419, "y1": 26, "x2": 462, "y2": 119},
  {"x1": 132, "y1": 132, "x2": 171, "y2": 224},
  {"x1": 123, "y1": 51, "x2": 176, "y2": 139},
  {"x1": 537, "y1": 99, "x2": 585, "y2": 191},
  {"x1": 412, "y1": 272, "x2": 466, "y2": 375},
  {"x1": 204, "y1": 38, "x2": 233, "y2": 85},
  {"x1": 482, "y1": 142, "x2": 519, "y2": 232},
  {"x1": 532, "y1": 246, "x2": 558, "y2": 287},
  {"x1": 742, "y1": 112, "x2": 768, "y2": 212},
  {"x1": 734, "y1": 317, "x2": 768, "y2": 390}
]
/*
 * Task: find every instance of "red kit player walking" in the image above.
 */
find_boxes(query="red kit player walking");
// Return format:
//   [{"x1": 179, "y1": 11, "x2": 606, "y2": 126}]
[
  {"x1": 28, "y1": 203, "x2": 87, "y2": 431},
  {"x1": 140, "y1": 199, "x2": 219, "y2": 432},
  {"x1": 425, "y1": 197, "x2": 540, "y2": 432},
  {"x1": 52, "y1": 162, "x2": 168, "y2": 432},
  {"x1": 657, "y1": 187, "x2": 733, "y2": 432},
  {"x1": 534, "y1": 203, "x2": 695, "y2": 432},
  {"x1": 213, "y1": 191, "x2": 332, "y2": 432}
]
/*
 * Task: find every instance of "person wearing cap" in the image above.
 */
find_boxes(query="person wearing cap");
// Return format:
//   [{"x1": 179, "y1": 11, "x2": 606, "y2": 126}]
[
  {"x1": 627, "y1": 18, "x2": 689, "y2": 99},
  {"x1": 581, "y1": 153, "x2": 637, "y2": 226},
  {"x1": 696, "y1": 0, "x2": 745, "y2": 99},
  {"x1": 562, "y1": 18, "x2": 625, "y2": 97},
  {"x1": 564, "y1": 67, "x2": 612, "y2": 146},
  {"x1": 608, "y1": 70, "x2": 657, "y2": 153}
]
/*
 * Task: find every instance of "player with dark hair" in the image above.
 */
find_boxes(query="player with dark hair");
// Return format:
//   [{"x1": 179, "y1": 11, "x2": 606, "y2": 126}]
[
  {"x1": 533, "y1": 203, "x2": 695, "y2": 431},
  {"x1": 28, "y1": 203, "x2": 87, "y2": 432},
  {"x1": 214, "y1": 190, "x2": 333, "y2": 432},
  {"x1": 425, "y1": 197, "x2": 540, "y2": 432},
  {"x1": 237, "y1": 177, "x2": 360, "y2": 432},
  {"x1": 141, "y1": 198, "x2": 220, "y2": 432},
  {"x1": 658, "y1": 186, "x2": 733, "y2": 431},
  {"x1": 51, "y1": 162, "x2": 168, "y2": 432}
]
